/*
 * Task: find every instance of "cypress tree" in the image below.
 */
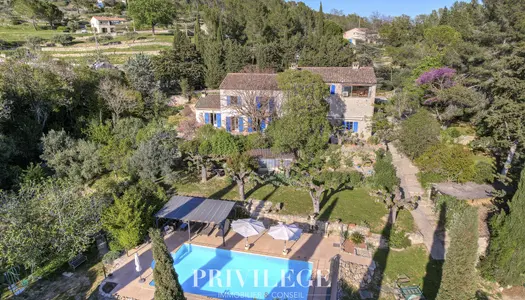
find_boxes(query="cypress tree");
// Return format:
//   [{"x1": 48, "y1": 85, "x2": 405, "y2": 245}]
[
  {"x1": 316, "y1": 2, "x2": 324, "y2": 37},
  {"x1": 149, "y1": 228, "x2": 186, "y2": 300},
  {"x1": 194, "y1": 12, "x2": 201, "y2": 52},
  {"x1": 436, "y1": 205, "x2": 478, "y2": 300},
  {"x1": 482, "y1": 167, "x2": 525, "y2": 285}
]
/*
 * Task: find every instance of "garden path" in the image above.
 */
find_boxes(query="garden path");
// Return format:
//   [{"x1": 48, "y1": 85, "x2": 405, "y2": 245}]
[{"x1": 388, "y1": 144, "x2": 445, "y2": 260}]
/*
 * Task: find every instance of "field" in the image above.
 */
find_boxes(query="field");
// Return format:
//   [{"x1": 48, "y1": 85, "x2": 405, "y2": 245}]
[{"x1": 0, "y1": 23, "x2": 175, "y2": 64}]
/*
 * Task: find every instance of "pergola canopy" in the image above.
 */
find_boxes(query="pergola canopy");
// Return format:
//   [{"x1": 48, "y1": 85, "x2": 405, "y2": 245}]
[{"x1": 155, "y1": 196, "x2": 235, "y2": 224}]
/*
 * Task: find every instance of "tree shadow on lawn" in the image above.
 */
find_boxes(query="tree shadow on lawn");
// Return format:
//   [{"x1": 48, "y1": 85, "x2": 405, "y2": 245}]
[
  {"x1": 320, "y1": 186, "x2": 354, "y2": 212},
  {"x1": 318, "y1": 197, "x2": 339, "y2": 221},
  {"x1": 208, "y1": 182, "x2": 236, "y2": 200}
]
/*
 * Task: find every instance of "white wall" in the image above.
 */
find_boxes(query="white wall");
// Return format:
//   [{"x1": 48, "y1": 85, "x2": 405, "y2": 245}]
[{"x1": 325, "y1": 83, "x2": 375, "y2": 138}]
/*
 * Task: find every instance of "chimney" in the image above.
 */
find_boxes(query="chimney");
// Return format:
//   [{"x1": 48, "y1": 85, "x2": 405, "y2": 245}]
[{"x1": 352, "y1": 62, "x2": 360, "y2": 69}]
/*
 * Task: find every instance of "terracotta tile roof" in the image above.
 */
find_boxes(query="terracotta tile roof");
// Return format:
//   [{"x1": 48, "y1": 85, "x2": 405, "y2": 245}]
[
  {"x1": 195, "y1": 94, "x2": 220, "y2": 110},
  {"x1": 248, "y1": 148, "x2": 295, "y2": 160},
  {"x1": 299, "y1": 67, "x2": 377, "y2": 85},
  {"x1": 219, "y1": 73, "x2": 279, "y2": 90},
  {"x1": 92, "y1": 16, "x2": 127, "y2": 21}
]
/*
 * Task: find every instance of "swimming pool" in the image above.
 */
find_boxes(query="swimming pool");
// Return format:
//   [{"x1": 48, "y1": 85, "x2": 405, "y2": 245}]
[{"x1": 150, "y1": 244, "x2": 313, "y2": 300}]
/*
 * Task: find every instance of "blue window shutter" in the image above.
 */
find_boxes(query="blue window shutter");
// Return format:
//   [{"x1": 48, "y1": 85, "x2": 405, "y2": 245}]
[
  {"x1": 330, "y1": 85, "x2": 336, "y2": 94},
  {"x1": 239, "y1": 118, "x2": 244, "y2": 132},
  {"x1": 216, "y1": 113, "x2": 221, "y2": 127},
  {"x1": 269, "y1": 98, "x2": 274, "y2": 113},
  {"x1": 247, "y1": 118, "x2": 253, "y2": 133},
  {"x1": 260, "y1": 119, "x2": 266, "y2": 131},
  {"x1": 256, "y1": 97, "x2": 261, "y2": 110},
  {"x1": 353, "y1": 122, "x2": 359, "y2": 133},
  {"x1": 226, "y1": 117, "x2": 231, "y2": 132},
  {"x1": 237, "y1": 96, "x2": 242, "y2": 105},
  {"x1": 204, "y1": 113, "x2": 210, "y2": 124},
  {"x1": 226, "y1": 96, "x2": 231, "y2": 106}
]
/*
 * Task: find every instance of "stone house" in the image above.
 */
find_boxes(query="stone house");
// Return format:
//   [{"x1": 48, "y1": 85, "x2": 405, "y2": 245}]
[
  {"x1": 90, "y1": 16, "x2": 126, "y2": 34},
  {"x1": 195, "y1": 65, "x2": 377, "y2": 138},
  {"x1": 343, "y1": 28, "x2": 379, "y2": 45}
]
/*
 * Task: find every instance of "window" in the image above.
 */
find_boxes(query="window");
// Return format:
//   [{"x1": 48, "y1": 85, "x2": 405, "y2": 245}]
[
  {"x1": 227, "y1": 96, "x2": 240, "y2": 106},
  {"x1": 231, "y1": 117, "x2": 239, "y2": 131},
  {"x1": 351, "y1": 86, "x2": 369, "y2": 97},
  {"x1": 341, "y1": 86, "x2": 369, "y2": 97},
  {"x1": 205, "y1": 113, "x2": 221, "y2": 127},
  {"x1": 344, "y1": 121, "x2": 359, "y2": 133}
]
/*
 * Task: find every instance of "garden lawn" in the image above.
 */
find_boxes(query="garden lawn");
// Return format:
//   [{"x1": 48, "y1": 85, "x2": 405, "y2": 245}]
[
  {"x1": 374, "y1": 245, "x2": 442, "y2": 299},
  {"x1": 173, "y1": 177, "x2": 390, "y2": 231}
]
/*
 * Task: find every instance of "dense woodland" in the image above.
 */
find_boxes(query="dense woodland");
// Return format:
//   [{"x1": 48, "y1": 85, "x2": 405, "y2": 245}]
[{"x1": 0, "y1": 0, "x2": 525, "y2": 297}]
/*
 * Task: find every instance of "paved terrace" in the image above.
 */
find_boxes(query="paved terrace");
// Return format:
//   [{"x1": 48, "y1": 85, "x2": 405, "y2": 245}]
[{"x1": 104, "y1": 230, "x2": 372, "y2": 300}]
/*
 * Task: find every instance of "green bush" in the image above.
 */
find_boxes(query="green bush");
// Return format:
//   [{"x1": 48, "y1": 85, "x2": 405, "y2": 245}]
[
  {"x1": 389, "y1": 229, "x2": 411, "y2": 248},
  {"x1": 350, "y1": 232, "x2": 365, "y2": 244},
  {"x1": 416, "y1": 143, "x2": 476, "y2": 183},
  {"x1": 52, "y1": 34, "x2": 74, "y2": 45},
  {"x1": 372, "y1": 149, "x2": 399, "y2": 193},
  {"x1": 417, "y1": 171, "x2": 447, "y2": 188},
  {"x1": 102, "y1": 250, "x2": 122, "y2": 265},
  {"x1": 56, "y1": 26, "x2": 69, "y2": 32},
  {"x1": 88, "y1": 35, "x2": 113, "y2": 43},
  {"x1": 472, "y1": 160, "x2": 495, "y2": 184},
  {"x1": 396, "y1": 110, "x2": 441, "y2": 159}
]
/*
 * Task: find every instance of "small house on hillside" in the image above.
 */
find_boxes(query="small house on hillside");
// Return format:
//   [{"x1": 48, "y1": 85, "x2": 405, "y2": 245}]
[
  {"x1": 90, "y1": 16, "x2": 126, "y2": 34},
  {"x1": 343, "y1": 28, "x2": 379, "y2": 45},
  {"x1": 248, "y1": 148, "x2": 295, "y2": 173},
  {"x1": 431, "y1": 182, "x2": 495, "y2": 206}
]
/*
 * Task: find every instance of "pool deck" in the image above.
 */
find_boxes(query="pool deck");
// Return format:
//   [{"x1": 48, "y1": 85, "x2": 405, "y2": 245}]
[{"x1": 104, "y1": 230, "x2": 373, "y2": 300}]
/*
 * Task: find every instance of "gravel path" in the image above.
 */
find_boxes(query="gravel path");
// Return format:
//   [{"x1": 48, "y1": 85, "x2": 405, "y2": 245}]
[{"x1": 389, "y1": 144, "x2": 446, "y2": 260}]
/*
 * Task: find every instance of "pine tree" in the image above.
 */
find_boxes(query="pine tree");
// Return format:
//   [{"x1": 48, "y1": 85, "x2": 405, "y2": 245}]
[
  {"x1": 436, "y1": 205, "x2": 478, "y2": 300},
  {"x1": 149, "y1": 228, "x2": 186, "y2": 300},
  {"x1": 482, "y1": 167, "x2": 525, "y2": 285}
]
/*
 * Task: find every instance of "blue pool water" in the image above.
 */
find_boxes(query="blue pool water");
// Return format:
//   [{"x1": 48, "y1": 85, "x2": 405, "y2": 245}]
[{"x1": 150, "y1": 244, "x2": 313, "y2": 300}]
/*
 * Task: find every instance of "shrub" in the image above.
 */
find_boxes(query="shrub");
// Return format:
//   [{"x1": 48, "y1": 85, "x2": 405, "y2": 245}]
[
  {"x1": 350, "y1": 232, "x2": 365, "y2": 244},
  {"x1": 415, "y1": 143, "x2": 476, "y2": 183},
  {"x1": 102, "y1": 250, "x2": 122, "y2": 265},
  {"x1": 25, "y1": 36, "x2": 45, "y2": 49},
  {"x1": 389, "y1": 229, "x2": 411, "y2": 248},
  {"x1": 52, "y1": 34, "x2": 74, "y2": 45},
  {"x1": 472, "y1": 160, "x2": 495, "y2": 184},
  {"x1": 417, "y1": 171, "x2": 447, "y2": 188},
  {"x1": 396, "y1": 110, "x2": 440, "y2": 159},
  {"x1": 56, "y1": 26, "x2": 69, "y2": 32},
  {"x1": 125, "y1": 31, "x2": 139, "y2": 41},
  {"x1": 372, "y1": 150, "x2": 399, "y2": 193},
  {"x1": 88, "y1": 35, "x2": 113, "y2": 43},
  {"x1": 436, "y1": 205, "x2": 478, "y2": 299}
]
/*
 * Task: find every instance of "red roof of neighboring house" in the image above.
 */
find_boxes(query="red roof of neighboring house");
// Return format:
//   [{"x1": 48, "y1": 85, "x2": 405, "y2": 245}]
[{"x1": 92, "y1": 16, "x2": 127, "y2": 21}]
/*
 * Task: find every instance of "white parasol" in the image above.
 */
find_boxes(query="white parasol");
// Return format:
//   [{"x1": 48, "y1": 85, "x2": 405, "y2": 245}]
[
  {"x1": 134, "y1": 253, "x2": 145, "y2": 283},
  {"x1": 267, "y1": 223, "x2": 302, "y2": 255},
  {"x1": 231, "y1": 218, "x2": 266, "y2": 249}
]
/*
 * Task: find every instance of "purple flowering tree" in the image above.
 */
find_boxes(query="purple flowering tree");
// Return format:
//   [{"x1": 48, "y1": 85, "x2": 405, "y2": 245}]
[{"x1": 416, "y1": 67, "x2": 457, "y2": 122}]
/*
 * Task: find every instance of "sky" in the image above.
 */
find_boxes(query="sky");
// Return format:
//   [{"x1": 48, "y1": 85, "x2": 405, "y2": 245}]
[{"x1": 299, "y1": 0, "x2": 459, "y2": 17}]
